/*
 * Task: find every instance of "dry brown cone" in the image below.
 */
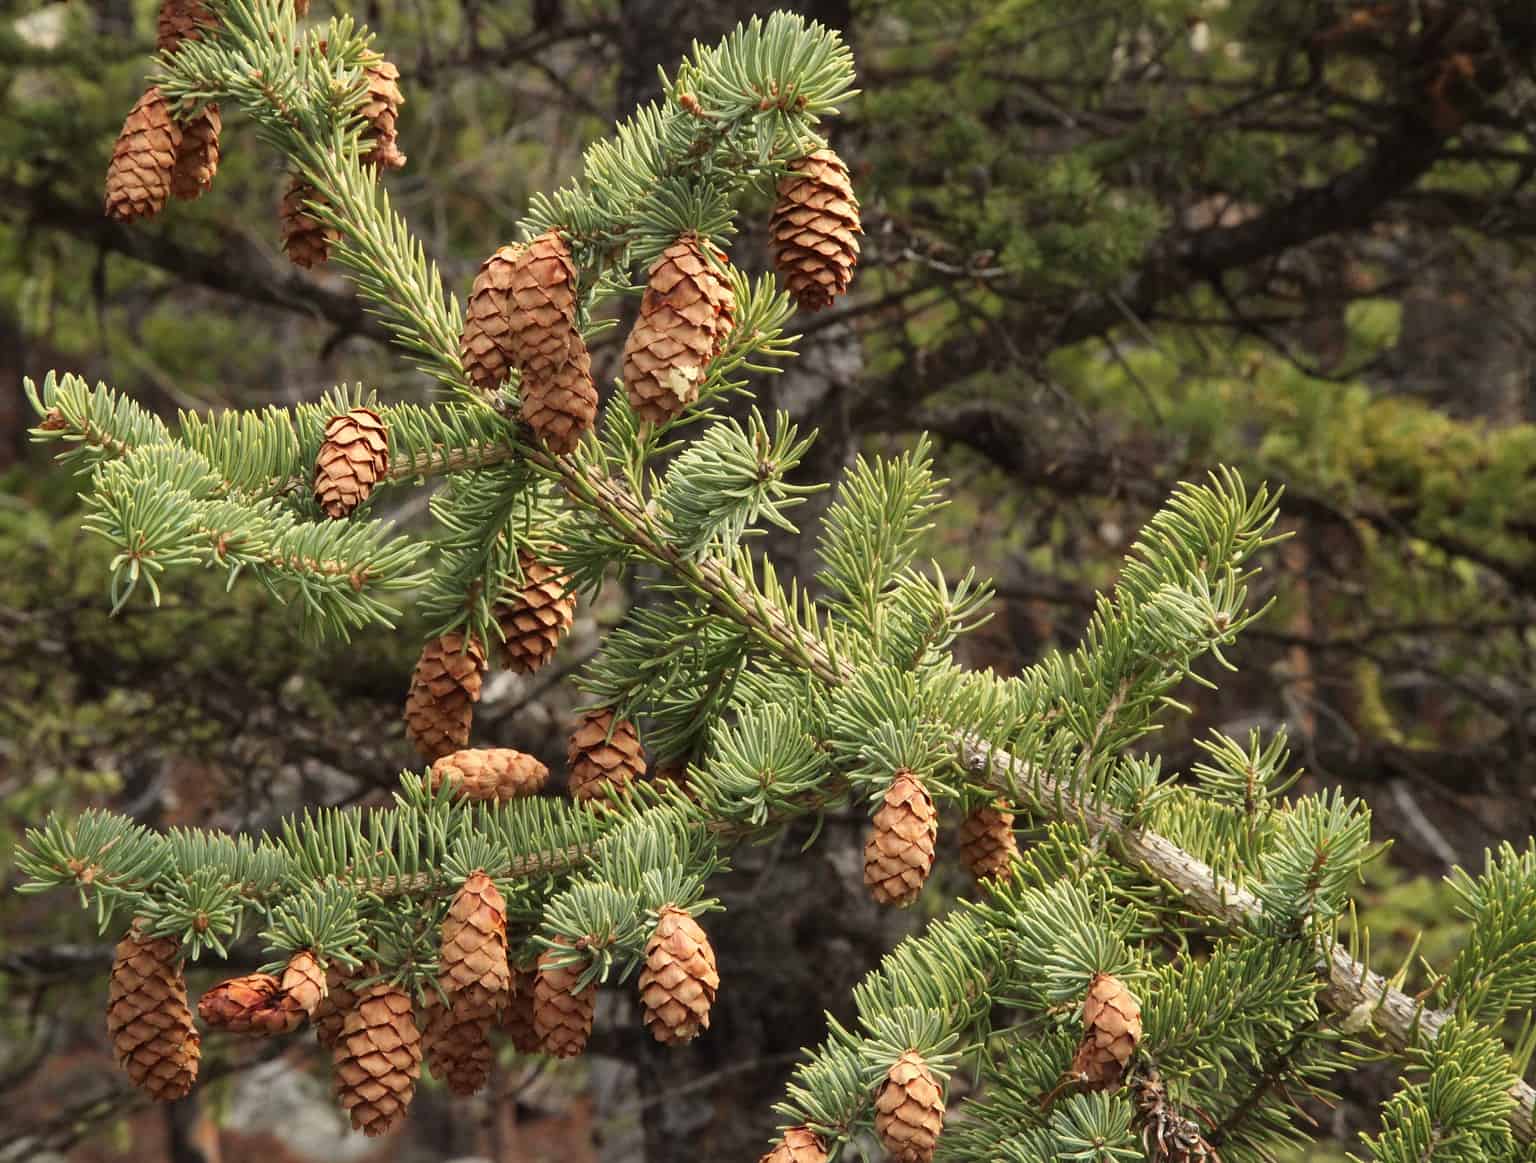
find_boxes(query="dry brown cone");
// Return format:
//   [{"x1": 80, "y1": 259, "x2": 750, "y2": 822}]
[
  {"x1": 430, "y1": 747, "x2": 549, "y2": 802},
  {"x1": 440, "y1": 871, "x2": 510, "y2": 1014},
  {"x1": 105, "y1": 87, "x2": 182, "y2": 224},
  {"x1": 533, "y1": 941, "x2": 595, "y2": 1058},
  {"x1": 622, "y1": 235, "x2": 736, "y2": 423},
  {"x1": 567, "y1": 708, "x2": 646, "y2": 803},
  {"x1": 638, "y1": 906, "x2": 719, "y2": 1045},
  {"x1": 874, "y1": 1050, "x2": 944, "y2": 1163},
  {"x1": 498, "y1": 966, "x2": 543, "y2": 1054},
  {"x1": 314, "y1": 406, "x2": 390, "y2": 519},
  {"x1": 157, "y1": 0, "x2": 213, "y2": 52},
  {"x1": 313, "y1": 964, "x2": 362, "y2": 1049},
  {"x1": 169, "y1": 104, "x2": 221, "y2": 202},
  {"x1": 863, "y1": 769, "x2": 937, "y2": 907},
  {"x1": 281, "y1": 950, "x2": 328, "y2": 1018},
  {"x1": 770, "y1": 147, "x2": 861, "y2": 311},
  {"x1": 422, "y1": 992, "x2": 494, "y2": 1096},
  {"x1": 520, "y1": 337, "x2": 597, "y2": 455},
  {"x1": 332, "y1": 980, "x2": 422, "y2": 1137},
  {"x1": 359, "y1": 54, "x2": 407, "y2": 170},
  {"x1": 281, "y1": 176, "x2": 338, "y2": 269},
  {"x1": 1070, "y1": 973, "x2": 1142, "y2": 1090},
  {"x1": 758, "y1": 1127, "x2": 830, "y2": 1163},
  {"x1": 106, "y1": 925, "x2": 200, "y2": 1101},
  {"x1": 958, "y1": 801, "x2": 1018, "y2": 882},
  {"x1": 403, "y1": 632, "x2": 485, "y2": 761},
  {"x1": 198, "y1": 972, "x2": 308, "y2": 1036},
  {"x1": 503, "y1": 230, "x2": 597, "y2": 454},
  {"x1": 493, "y1": 549, "x2": 576, "y2": 674},
  {"x1": 459, "y1": 244, "x2": 522, "y2": 394},
  {"x1": 1134, "y1": 1070, "x2": 1221, "y2": 1163}
]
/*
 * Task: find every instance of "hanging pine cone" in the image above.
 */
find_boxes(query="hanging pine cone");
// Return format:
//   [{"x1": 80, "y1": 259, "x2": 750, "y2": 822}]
[
  {"x1": 422, "y1": 992, "x2": 494, "y2": 1096},
  {"x1": 359, "y1": 53, "x2": 407, "y2": 170},
  {"x1": 459, "y1": 244, "x2": 522, "y2": 394},
  {"x1": 198, "y1": 972, "x2": 308, "y2": 1035},
  {"x1": 280, "y1": 176, "x2": 338, "y2": 268},
  {"x1": 758, "y1": 1127, "x2": 830, "y2": 1163},
  {"x1": 493, "y1": 549, "x2": 576, "y2": 674},
  {"x1": 281, "y1": 950, "x2": 328, "y2": 1017},
  {"x1": 104, "y1": 87, "x2": 182, "y2": 224},
  {"x1": 106, "y1": 925, "x2": 200, "y2": 1101},
  {"x1": 875, "y1": 1051, "x2": 944, "y2": 1163},
  {"x1": 314, "y1": 964, "x2": 361, "y2": 1049},
  {"x1": 769, "y1": 147, "x2": 861, "y2": 312},
  {"x1": 521, "y1": 339, "x2": 598, "y2": 455},
  {"x1": 638, "y1": 906, "x2": 719, "y2": 1045},
  {"x1": 157, "y1": 0, "x2": 213, "y2": 52},
  {"x1": 332, "y1": 981, "x2": 422, "y2": 1137},
  {"x1": 958, "y1": 801, "x2": 1018, "y2": 882},
  {"x1": 440, "y1": 871, "x2": 510, "y2": 1014},
  {"x1": 863, "y1": 769, "x2": 937, "y2": 907},
  {"x1": 403, "y1": 632, "x2": 485, "y2": 761},
  {"x1": 499, "y1": 966, "x2": 543, "y2": 1054},
  {"x1": 169, "y1": 104, "x2": 221, "y2": 202},
  {"x1": 502, "y1": 231, "x2": 597, "y2": 454},
  {"x1": 567, "y1": 708, "x2": 645, "y2": 803},
  {"x1": 1071, "y1": 973, "x2": 1142, "y2": 1090},
  {"x1": 533, "y1": 941, "x2": 595, "y2": 1058},
  {"x1": 430, "y1": 747, "x2": 549, "y2": 802},
  {"x1": 314, "y1": 406, "x2": 390, "y2": 519},
  {"x1": 622, "y1": 235, "x2": 736, "y2": 423}
]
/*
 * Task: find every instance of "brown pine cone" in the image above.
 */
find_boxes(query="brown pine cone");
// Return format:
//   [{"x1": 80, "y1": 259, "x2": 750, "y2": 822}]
[
  {"x1": 106, "y1": 925, "x2": 200, "y2": 1100},
  {"x1": 313, "y1": 964, "x2": 361, "y2": 1049},
  {"x1": 280, "y1": 176, "x2": 338, "y2": 268},
  {"x1": 332, "y1": 981, "x2": 422, "y2": 1137},
  {"x1": 440, "y1": 870, "x2": 510, "y2": 1014},
  {"x1": 958, "y1": 801, "x2": 1018, "y2": 882},
  {"x1": 638, "y1": 906, "x2": 719, "y2": 1045},
  {"x1": 403, "y1": 632, "x2": 485, "y2": 761},
  {"x1": 770, "y1": 147, "x2": 861, "y2": 311},
  {"x1": 105, "y1": 87, "x2": 182, "y2": 224},
  {"x1": 359, "y1": 54, "x2": 407, "y2": 170},
  {"x1": 314, "y1": 406, "x2": 390, "y2": 519},
  {"x1": 422, "y1": 992, "x2": 494, "y2": 1096},
  {"x1": 499, "y1": 966, "x2": 543, "y2": 1054},
  {"x1": 567, "y1": 708, "x2": 645, "y2": 803},
  {"x1": 493, "y1": 549, "x2": 576, "y2": 673},
  {"x1": 459, "y1": 244, "x2": 522, "y2": 394},
  {"x1": 198, "y1": 972, "x2": 307, "y2": 1036},
  {"x1": 281, "y1": 950, "x2": 328, "y2": 1017},
  {"x1": 533, "y1": 941, "x2": 595, "y2": 1058},
  {"x1": 758, "y1": 1126, "x2": 830, "y2": 1163},
  {"x1": 622, "y1": 235, "x2": 736, "y2": 423},
  {"x1": 874, "y1": 1051, "x2": 944, "y2": 1163},
  {"x1": 503, "y1": 231, "x2": 597, "y2": 454},
  {"x1": 157, "y1": 0, "x2": 213, "y2": 52},
  {"x1": 1070, "y1": 973, "x2": 1142, "y2": 1089},
  {"x1": 520, "y1": 336, "x2": 597, "y2": 455},
  {"x1": 863, "y1": 769, "x2": 937, "y2": 907},
  {"x1": 170, "y1": 104, "x2": 221, "y2": 202},
  {"x1": 430, "y1": 747, "x2": 549, "y2": 802}
]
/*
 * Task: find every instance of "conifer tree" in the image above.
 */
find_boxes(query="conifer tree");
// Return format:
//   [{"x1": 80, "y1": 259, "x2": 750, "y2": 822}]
[{"x1": 15, "y1": 3, "x2": 1536, "y2": 1159}]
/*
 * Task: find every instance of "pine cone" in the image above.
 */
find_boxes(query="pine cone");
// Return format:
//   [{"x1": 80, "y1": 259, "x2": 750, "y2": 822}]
[
  {"x1": 332, "y1": 981, "x2": 422, "y2": 1137},
  {"x1": 198, "y1": 972, "x2": 307, "y2": 1036},
  {"x1": 1071, "y1": 973, "x2": 1142, "y2": 1089},
  {"x1": 314, "y1": 964, "x2": 361, "y2": 1049},
  {"x1": 874, "y1": 1051, "x2": 944, "y2": 1163},
  {"x1": 758, "y1": 1127, "x2": 830, "y2": 1163},
  {"x1": 403, "y1": 632, "x2": 485, "y2": 761},
  {"x1": 170, "y1": 104, "x2": 221, "y2": 202},
  {"x1": 430, "y1": 748, "x2": 549, "y2": 802},
  {"x1": 359, "y1": 54, "x2": 407, "y2": 170},
  {"x1": 459, "y1": 244, "x2": 522, "y2": 394},
  {"x1": 105, "y1": 87, "x2": 182, "y2": 224},
  {"x1": 157, "y1": 0, "x2": 213, "y2": 52},
  {"x1": 106, "y1": 925, "x2": 200, "y2": 1100},
  {"x1": 281, "y1": 950, "x2": 328, "y2": 1017},
  {"x1": 520, "y1": 338, "x2": 597, "y2": 455},
  {"x1": 567, "y1": 708, "x2": 645, "y2": 803},
  {"x1": 314, "y1": 406, "x2": 390, "y2": 519},
  {"x1": 622, "y1": 235, "x2": 736, "y2": 423},
  {"x1": 958, "y1": 801, "x2": 1018, "y2": 882},
  {"x1": 533, "y1": 941, "x2": 595, "y2": 1058},
  {"x1": 504, "y1": 231, "x2": 597, "y2": 454},
  {"x1": 499, "y1": 966, "x2": 543, "y2": 1054},
  {"x1": 422, "y1": 992, "x2": 494, "y2": 1096},
  {"x1": 863, "y1": 769, "x2": 937, "y2": 907},
  {"x1": 493, "y1": 549, "x2": 576, "y2": 673},
  {"x1": 638, "y1": 906, "x2": 719, "y2": 1045},
  {"x1": 280, "y1": 176, "x2": 338, "y2": 268},
  {"x1": 440, "y1": 871, "x2": 510, "y2": 1013},
  {"x1": 769, "y1": 147, "x2": 861, "y2": 311}
]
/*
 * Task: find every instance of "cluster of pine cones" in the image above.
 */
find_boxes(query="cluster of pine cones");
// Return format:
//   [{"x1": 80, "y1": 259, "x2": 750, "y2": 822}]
[{"x1": 103, "y1": 0, "x2": 404, "y2": 270}]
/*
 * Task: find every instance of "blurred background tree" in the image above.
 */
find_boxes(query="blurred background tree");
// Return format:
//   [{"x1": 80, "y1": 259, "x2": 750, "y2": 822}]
[{"x1": 2, "y1": 1, "x2": 1533, "y2": 1160}]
